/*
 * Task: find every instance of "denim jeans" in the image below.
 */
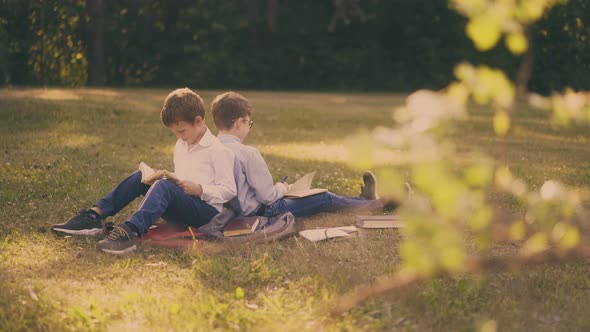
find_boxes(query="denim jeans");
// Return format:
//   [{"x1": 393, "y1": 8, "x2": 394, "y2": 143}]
[
  {"x1": 261, "y1": 192, "x2": 382, "y2": 218},
  {"x1": 95, "y1": 171, "x2": 218, "y2": 234}
]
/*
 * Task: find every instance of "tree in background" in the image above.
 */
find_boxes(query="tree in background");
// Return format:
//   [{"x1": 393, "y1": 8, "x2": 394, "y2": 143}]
[
  {"x1": 86, "y1": 0, "x2": 105, "y2": 86},
  {"x1": 0, "y1": 1, "x2": 589, "y2": 91},
  {"x1": 328, "y1": 0, "x2": 366, "y2": 32}
]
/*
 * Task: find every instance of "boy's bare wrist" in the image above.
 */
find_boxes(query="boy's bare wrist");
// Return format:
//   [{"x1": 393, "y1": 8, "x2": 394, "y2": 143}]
[{"x1": 276, "y1": 182, "x2": 289, "y2": 191}]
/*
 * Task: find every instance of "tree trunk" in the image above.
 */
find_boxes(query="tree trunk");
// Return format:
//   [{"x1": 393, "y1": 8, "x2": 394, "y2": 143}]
[
  {"x1": 247, "y1": 0, "x2": 259, "y2": 33},
  {"x1": 266, "y1": 0, "x2": 278, "y2": 32},
  {"x1": 516, "y1": 30, "x2": 534, "y2": 100},
  {"x1": 87, "y1": 0, "x2": 105, "y2": 86}
]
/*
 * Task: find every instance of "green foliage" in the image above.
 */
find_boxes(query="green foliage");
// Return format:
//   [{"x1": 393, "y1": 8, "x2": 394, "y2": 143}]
[
  {"x1": 0, "y1": 1, "x2": 589, "y2": 91},
  {"x1": 531, "y1": 0, "x2": 590, "y2": 93},
  {"x1": 27, "y1": 0, "x2": 88, "y2": 85}
]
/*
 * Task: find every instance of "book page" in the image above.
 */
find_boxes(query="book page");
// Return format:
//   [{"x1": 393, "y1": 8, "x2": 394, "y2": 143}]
[
  {"x1": 138, "y1": 162, "x2": 179, "y2": 184},
  {"x1": 139, "y1": 162, "x2": 154, "y2": 177},
  {"x1": 160, "y1": 170, "x2": 180, "y2": 183},
  {"x1": 139, "y1": 162, "x2": 156, "y2": 184},
  {"x1": 250, "y1": 218, "x2": 260, "y2": 232},
  {"x1": 299, "y1": 226, "x2": 357, "y2": 242},
  {"x1": 284, "y1": 171, "x2": 328, "y2": 198},
  {"x1": 286, "y1": 171, "x2": 316, "y2": 194}
]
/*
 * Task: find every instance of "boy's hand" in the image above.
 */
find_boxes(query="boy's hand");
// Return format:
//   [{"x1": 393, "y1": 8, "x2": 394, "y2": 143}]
[
  {"x1": 276, "y1": 182, "x2": 289, "y2": 191},
  {"x1": 178, "y1": 180, "x2": 203, "y2": 196}
]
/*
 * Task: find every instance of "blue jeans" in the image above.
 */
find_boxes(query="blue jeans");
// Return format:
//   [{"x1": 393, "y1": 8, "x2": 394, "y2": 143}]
[
  {"x1": 261, "y1": 192, "x2": 382, "y2": 218},
  {"x1": 95, "y1": 171, "x2": 218, "y2": 235}
]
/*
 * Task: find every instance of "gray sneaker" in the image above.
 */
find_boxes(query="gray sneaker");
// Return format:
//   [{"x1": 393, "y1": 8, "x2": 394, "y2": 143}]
[
  {"x1": 51, "y1": 209, "x2": 104, "y2": 236},
  {"x1": 360, "y1": 171, "x2": 379, "y2": 200},
  {"x1": 96, "y1": 223, "x2": 137, "y2": 255}
]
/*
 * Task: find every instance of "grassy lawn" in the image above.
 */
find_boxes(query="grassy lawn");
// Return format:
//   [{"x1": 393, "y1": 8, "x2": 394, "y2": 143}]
[{"x1": 1, "y1": 88, "x2": 589, "y2": 331}]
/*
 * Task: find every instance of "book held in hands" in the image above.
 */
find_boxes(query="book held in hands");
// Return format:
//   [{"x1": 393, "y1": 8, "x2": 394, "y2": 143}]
[
  {"x1": 139, "y1": 162, "x2": 180, "y2": 185},
  {"x1": 284, "y1": 171, "x2": 328, "y2": 198},
  {"x1": 355, "y1": 215, "x2": 402, "y2": 228},
  {"x1": 223, "y1": 216, "x2": 261, "y2": 237}
]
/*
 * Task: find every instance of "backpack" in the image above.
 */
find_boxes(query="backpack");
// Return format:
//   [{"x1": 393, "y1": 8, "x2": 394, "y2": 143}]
[{"x1": 221, "y1": 212, "x2": 297, "y2": 244}]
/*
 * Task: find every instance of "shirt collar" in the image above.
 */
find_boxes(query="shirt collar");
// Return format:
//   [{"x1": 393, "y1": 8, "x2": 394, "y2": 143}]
[
  {"x1": 217, "y1": 133, "x2": 241, "y2": 143},
  {"x1": 198, "y1": 127, "x2": 215, "y2": 147},
  {"x1": 180, "y1": 127, "x2": 215, "y2": 149}
]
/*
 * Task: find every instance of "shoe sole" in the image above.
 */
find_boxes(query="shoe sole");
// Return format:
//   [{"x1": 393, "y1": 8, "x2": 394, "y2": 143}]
[
  {"x1": 364, "y1": 171, "x2": 380, "y2": 200},
  {"x1": 51, "y1": 227, "x2": 103, "y2": 236},
  {"x1": 100, "y1": 245, "x2": 137, "y2": 255}
]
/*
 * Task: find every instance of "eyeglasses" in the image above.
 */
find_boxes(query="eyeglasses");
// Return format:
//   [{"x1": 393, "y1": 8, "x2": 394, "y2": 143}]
[{"x1": 233, "y1": 117, "x2": 254, "y2": 128}]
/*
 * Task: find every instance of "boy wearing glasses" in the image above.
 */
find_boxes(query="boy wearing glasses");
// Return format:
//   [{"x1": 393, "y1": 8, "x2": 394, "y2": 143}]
[
  {"x1": 211, "y1": 91, "x2": 386, "y2": 218},
  {"x1": 51, "y1": 88, "x2": 237, "y2": 254}
]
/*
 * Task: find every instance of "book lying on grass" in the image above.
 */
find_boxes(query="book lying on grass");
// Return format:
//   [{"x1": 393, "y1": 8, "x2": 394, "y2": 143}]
[
  {"x1": 284, "y1": 171, "x2": 328, "y2": 198},
  {"x1": 223, "y1": 216, "x2": 261, "y2": 237},
  {"x1": 355, "y1": 215, "x2": 402, "y2": 228},
  {"x1": 299, "y1": 226, "x2": 357, "y2": 242},
  {"x1": 139, "y1": 162, "x2": 180, "y2": 185}
]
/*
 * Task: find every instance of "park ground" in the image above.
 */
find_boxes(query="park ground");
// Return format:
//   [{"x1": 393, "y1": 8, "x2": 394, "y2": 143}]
[{"x1": 1, "y1": 88, "x2": 589, "y2": 331}]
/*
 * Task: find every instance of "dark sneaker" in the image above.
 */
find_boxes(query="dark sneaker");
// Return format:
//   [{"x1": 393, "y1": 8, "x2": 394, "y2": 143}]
[
  {"x1": 51, "y1": 209, "x2": 104, "y2": 236},
  {"x1": 103, "y1": 221, "x2": 115, "y2": 234},
  {"x1": 381, "y1": 182, "x2": 413, "y2": 211},
  {"x1": 360, "y1": 171, "x2": 379, "y2": 200},
  {"x1": 96, "y1": 223, "x2": 137, "y2": 255},
  {"x1": 381, "y1": 197, "x2": 401, "y2": 211}
]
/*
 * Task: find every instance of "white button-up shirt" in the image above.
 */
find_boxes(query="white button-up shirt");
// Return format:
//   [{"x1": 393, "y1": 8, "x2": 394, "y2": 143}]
[{"x1": 174, "y1": 128, "x2": 236, "y2": 212}]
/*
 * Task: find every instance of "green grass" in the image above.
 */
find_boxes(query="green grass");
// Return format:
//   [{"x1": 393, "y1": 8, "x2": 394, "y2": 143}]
[{"x1": 0, "y1": 88, "x2": 589, "y2": 331}]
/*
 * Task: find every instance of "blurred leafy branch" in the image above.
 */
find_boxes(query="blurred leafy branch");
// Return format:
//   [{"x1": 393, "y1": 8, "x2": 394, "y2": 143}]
[{"x1": 336, "y1": 0, "x2": 590, "y2": 314}]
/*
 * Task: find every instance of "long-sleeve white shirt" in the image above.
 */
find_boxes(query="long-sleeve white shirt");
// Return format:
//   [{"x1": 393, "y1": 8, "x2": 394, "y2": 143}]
[
  {"x1": 174, "y1": 128, "x2": 236, "y2": 212},
  {"x1": 217, "y1": 134, "x2": 287, "y2": 216}
]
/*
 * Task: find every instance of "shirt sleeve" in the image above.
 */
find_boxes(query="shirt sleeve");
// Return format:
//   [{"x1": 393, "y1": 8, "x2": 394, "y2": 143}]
[
  {"x1": 244, "y1": 149, "x2": 287, "y2": 205},
  {"x1": 200, "y1": 146, "x2": 237, "y2": 205}
]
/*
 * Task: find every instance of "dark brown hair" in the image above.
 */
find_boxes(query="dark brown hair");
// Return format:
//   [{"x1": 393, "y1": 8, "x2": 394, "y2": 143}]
[
  {"x1": 211, "y1": 91, "x2": 252, "y2": 130},
  {"x1": 160, "y1": 88, "x2": 205, "y2": 127}
]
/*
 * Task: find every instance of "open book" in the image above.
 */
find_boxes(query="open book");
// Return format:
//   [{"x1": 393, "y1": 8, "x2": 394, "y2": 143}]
[
  {"x1": 299, "y1": 226, "x2": 357, "y2": 242},
  {"x1": 284, "y1": 171, "x2": 328, "y2": 198},
  {"x1": 138, "y1": 162, "x2": 180, "y2": 185}
]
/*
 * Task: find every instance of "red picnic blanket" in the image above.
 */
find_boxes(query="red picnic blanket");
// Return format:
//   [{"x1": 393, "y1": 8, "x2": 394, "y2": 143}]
[{"x1": 140, "y1": 223, "x2": 206, "y2": 249}]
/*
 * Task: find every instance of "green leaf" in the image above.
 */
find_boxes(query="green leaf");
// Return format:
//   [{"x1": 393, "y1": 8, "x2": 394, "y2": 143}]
[
  {"x1": 466, "y1": 15, "x2": 501, "y2": 51},
  {"x1": 493, "y1": 111, "x2": 510, "y2": 136},
  {"x1": 505, "y1": 33, "x2": 528, "y2": 55},
  {"x1": 235, "y1": 287, "x2": 245, "y2": 300}
]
